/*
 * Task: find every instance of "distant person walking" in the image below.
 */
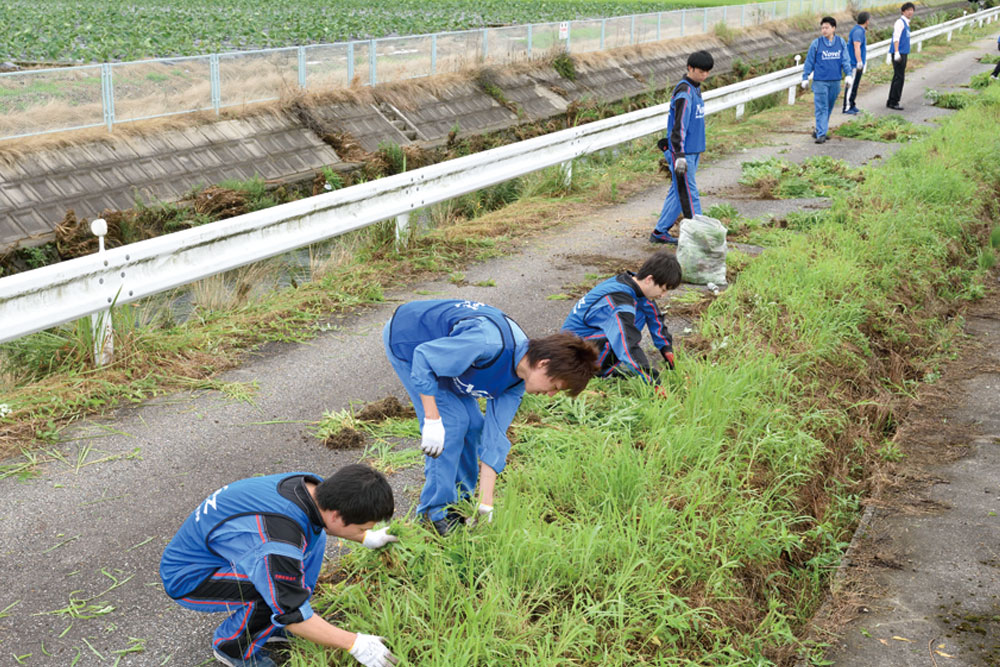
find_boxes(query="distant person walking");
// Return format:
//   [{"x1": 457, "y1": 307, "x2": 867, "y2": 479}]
[
  {"x1": 802, "y1": 16, "x2": 852, "y2": 144},
  {"x1": 843, "y1": 12, "x2": 869, "y2": 114},
  {"x1": 887, "y1": 2, "x2": 916, "y2": 110},
  {"x1": 650, "y1": 50, "x2": 714, "y2": 244}
]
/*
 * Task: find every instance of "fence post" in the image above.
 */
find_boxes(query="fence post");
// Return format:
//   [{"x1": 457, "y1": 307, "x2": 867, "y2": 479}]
[
  {"x1": 100, "y1": 63, "x2": 115, "y2": 133},
  {"x1": 395, "y1": 212, "x2": 410, "y2": 249},
  {"x1": 431, "y1": 34, "x2": 437, "y2": 75},
  {"x1": 681, "y1": 9, "x2": 686, "y2": 36},
  {"x1": 527, "y1": 24, "x2": 533, "y2": 58},
  {"x1": 735, "y1": 102, "x2": 745, "y2": 118},
  {"x1": 741, "y1": 5, "x2": 746, "y2": 27},
  {"x1": 566, "y1": 22, "x2": 571, "y2": 52},
  {"x1": 297, "y1": 46, "x2": 307, "y2": 89},
  {"x1": 482, "y1": 29, "x2": 489, "y2": 62},
  {"x1": 723, "y1": 6, "x2": 728, "y2": 27},
  {"x1": 703, "y1": 7, "x2": 708, "y2": 33},
  {"x1": 90, "y1": 218, "x2": 114, "y2": 367},
  {"x1": 209, "y1": 54, "x2": 221, "y2": 115},
  {"x1": 917, "y1": 39, "x2": 923, "y2": 52},
  {"x1": 561, "y1": 160, "x2": 572, "y2": 188},
  {"x1": 788, "y1": 54, "x2": 801, "y2": 104},
  {"x1": 369, "y1": 39, "x2": 377, "y2": 86},
  {"x1": 601, "y1": 19, "x2": 606, "y2": 50},
  {"x1": 657, "y1": 12, "x2": 662, "y2": 40},
  {"x1": 630, "y1": 15, "x2": 636, "y2": 45},
  {"x1": 347, "y1": 42, "x2": 355, "y2": 83}
]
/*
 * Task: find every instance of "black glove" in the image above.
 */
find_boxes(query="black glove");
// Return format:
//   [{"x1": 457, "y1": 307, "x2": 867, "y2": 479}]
[
  {"x1": 656, "y1": 137, "x2": 670, "y2": 152},
  {"x1": 660, "y1": 347, "x2": 675, "y2": 370}
]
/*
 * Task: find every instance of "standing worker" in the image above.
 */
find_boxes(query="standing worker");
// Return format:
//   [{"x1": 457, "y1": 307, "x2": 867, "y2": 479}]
[
  {"x1": 802, "y1": 16, "x2": 852, "y2": 144},
  {"x1": 843, "y1": 12, "x2": 869, "y2": 115},
  {"x1": 160, "y1": 465, "x2": 400, "y2": 667},
  {"x1": 384, "y1": 299, "x2": 598, "y2": 535},
  {"x1": 991, "y1": 32, "x2": 1000, "y2": 80},
  {"x1": 887, "y1": 2, "x2": 916, "y2": 110},
  {"x1": 650, "y1": 50, "x2": 714, "y2": 245},
  {"x1": 562, "y1": 251, "x2": 681, "y2": 383}
]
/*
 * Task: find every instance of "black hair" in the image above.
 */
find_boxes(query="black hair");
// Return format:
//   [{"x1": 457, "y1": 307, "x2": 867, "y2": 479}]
[
  {"x1": 821, "y1": 15, "x2": 837, "y2": 27},
  {"x1": 637, "y1": 250, "x2": 682, "y2": 290},
  {"x1": 687, "y1": 50, "x2": 714, "y2": 71},
  {"x1": 857, "y1": 11, "x2": 870, "y2": 24},
  {"x1": 315, "y1": 464, "x2": 394, "y2": 525},
  {"x1": 901, "y1": 2, "x2": 915, "y2": 11}
]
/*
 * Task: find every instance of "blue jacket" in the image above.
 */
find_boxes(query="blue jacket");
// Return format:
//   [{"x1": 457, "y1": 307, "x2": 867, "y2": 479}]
[
  {"x1": 388, "y1": 299, "x2": 528, "y2": 473},
  {"x1": 160, "y1": 473, "x2": 327, "y2": 627},
  {"x1": 665, "y1": 77, "x2": 706, "y2": 155},
  {"x1": 561, "y1": 273, "x2": 671, "y2": 383},
  {"x1": 848, "y1": 25, "x2": 867, "y2": 67},
  {"x1": 803, "y1": 35, "x2": 851, "y2": 81},
  {"x1": 890, "y1": 17, "x2": 911, "y2": 55}
]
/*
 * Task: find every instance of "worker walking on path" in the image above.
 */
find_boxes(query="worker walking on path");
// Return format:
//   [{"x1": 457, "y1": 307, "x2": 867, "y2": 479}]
[
  {"x1": 384, "y1": 299, "x2": 598, "y2": 536},
  {"x1": 991, "y1": 33, "x2": 1000, "y2": 79},
  {"x1": 650, "y1": 50, "x2": 714, "y2": 245},
  {"x1": 561, "y1": 251, "x2": 681, "y2": 383},
  {"x1": 887, "y1": 2, "x2": 916, "y2": 110},
  {"x1": 160, "y1": 465, "x2": 399, "y2": 667},
  {"x1": 843, "y1": 12, "x2": 869, "y2": 114},
  {"x1": 802, "y1": 16, "x2": 853, "y2": 144}
]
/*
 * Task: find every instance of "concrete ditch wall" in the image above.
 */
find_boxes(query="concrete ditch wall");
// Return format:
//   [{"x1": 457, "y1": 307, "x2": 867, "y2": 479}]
[{"x1": 0, "y1": 3, "x2": 960, "y2": 252}]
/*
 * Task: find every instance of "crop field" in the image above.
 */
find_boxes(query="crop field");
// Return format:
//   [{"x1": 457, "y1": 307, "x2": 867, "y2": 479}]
[{"x1": 5, "y1": 0, "x2": 770, "y2": 63}]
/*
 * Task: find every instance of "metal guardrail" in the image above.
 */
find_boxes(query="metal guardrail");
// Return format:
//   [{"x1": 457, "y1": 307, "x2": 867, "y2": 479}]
[
  {"x1": 1, "y1": 6, "x2": 997, "y2": 350},
  {"x1": 0, "y1": 0, "x2": 957, "y2": 142}
]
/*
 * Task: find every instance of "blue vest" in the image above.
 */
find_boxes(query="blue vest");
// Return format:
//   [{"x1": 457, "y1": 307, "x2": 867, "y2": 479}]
[
  {"x1": 812, "y1": 36, "x2": 847, "y2": 80},
  {"x1": 389, "y1": 300, "x2": 521, "y2": 399},
  {"x1": 160, "y1": 473, "x2": 325, "y2": 598},
  {"x1": 891, "y1": 19, "x2": 910, "y2": 54},
  {"x1": 563, "y1": 275, "x2": 641, "y2": 337},
  {"x1": 666, "y1": 79, "x2": 706, "y2": 154},
  {"x1": 848, "y1": 25, "x2": 866, "y2": 67}
]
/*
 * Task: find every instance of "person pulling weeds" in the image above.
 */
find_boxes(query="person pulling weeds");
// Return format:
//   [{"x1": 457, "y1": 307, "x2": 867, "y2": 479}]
[
  {"x1": 802, "y1": 16, "x2": 853, "y2": 144},
  {"x1": 561, "y1": 251, "x2": 681, "y2": 383},
  {"x1": 384, "y1": 299, "x2": 598, "y2": 536},
  {"x1": 650, "y1": 50, "x2": 714, "y2": 244},
  {"x1": 160, "y1": 465, "x2": 399, "y2": 667}
]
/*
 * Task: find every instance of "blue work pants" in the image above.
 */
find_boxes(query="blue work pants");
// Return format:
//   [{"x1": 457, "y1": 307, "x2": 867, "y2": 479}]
[{"x1": 812, "y1": 79, "x2": 841, "y2": 139}]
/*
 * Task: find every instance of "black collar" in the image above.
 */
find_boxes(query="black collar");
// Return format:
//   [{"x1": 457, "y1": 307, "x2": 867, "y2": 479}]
[
  {"x1": 278, "y1": 474, "x2": 325, "y2": 530},
  {"x1": 618, "y1": 272, "x2": 644, "y2": 300}
]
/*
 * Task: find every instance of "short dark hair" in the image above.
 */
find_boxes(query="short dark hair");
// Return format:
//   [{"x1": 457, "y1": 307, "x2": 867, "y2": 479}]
[
  {"x1": 637, "y1": 251, "x2": 682, "y2": 289},
  {"x1": 901, "y1": 2, "x2": 915, "y2": 11},
  {"x1": 857, "y1": 11, "x2": 870, "y2": 24},
  {"x1": 526, "y1": 333, "x2": 599, "y2": 397},
  {"x1": 821, "y1": 15, "x2": 837, "y2": 27},
  {"x1": 315, "y1": 464, "x2": 394, "y2": 525},
  {"x1": 687, "y1": 50, "x2": 714, "y2": 71}
]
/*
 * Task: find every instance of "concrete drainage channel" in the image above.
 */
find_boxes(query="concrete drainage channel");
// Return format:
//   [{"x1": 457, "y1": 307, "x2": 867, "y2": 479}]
[{"x1": 0, "y1": 3, "x2": 965, "y2": 257}]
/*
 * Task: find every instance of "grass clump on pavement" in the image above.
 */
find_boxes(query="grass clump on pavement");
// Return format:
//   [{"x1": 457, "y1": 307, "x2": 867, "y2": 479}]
[
  {"x1": 301, "y1": 86, "x2": 1000, "y2": 666},
  {"x1": 739, "y1": 155, "x2": 864, "y2": 199},
  {"x1": 832, "y1": 112, "x2": 926, "y2": 142}
]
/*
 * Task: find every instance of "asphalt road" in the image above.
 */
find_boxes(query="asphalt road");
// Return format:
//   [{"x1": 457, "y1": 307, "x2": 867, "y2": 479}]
[{"x1": 0, "y1": 34, "x2": 995, "y2": 666}]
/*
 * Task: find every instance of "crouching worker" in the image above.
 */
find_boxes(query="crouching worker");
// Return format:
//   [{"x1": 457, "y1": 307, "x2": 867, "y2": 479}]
[
  {"x1": 384, "y1": 299, "x2": 598, "y2": 535},
  {"x1": 160, "y1": 465, "x2": 399, "y2": 667},
  {"x1": 562, "y1": 250, "x2": 681, "y2": 383}
]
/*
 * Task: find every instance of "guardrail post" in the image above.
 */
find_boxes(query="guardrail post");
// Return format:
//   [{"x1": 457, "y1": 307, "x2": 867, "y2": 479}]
[
  {"x1": 369, "y1": 39, "x2": 377, "y2": 86},
  {"x1": 703, "y1": 8, "x2": 708, "y2": 33},
  {"x1": 741, "y1": 5, "x2": 746, "y2": 27},
  {"x1": 395, "y1": 213, "x2": 410, "y2": 249},
  {"x1": 735, "y1": 102, "x2": 745, "y2": 118},
  {"x1": 482, "y1": 29, "x2": 488, "y2": 62},
  {"x1": 527, "y1": 25, "x2": 533, "y2": 58},
  {"x1": 561, "y1": 160, "x2": 572, "y2": 188},
  {"x1": 657, "y1": 12, "x2": 662, "y2": 40},
  {"x1": 565, "y1": 22, "x2": 571, "y2": 53},
  {"x1": 347, "y1": 43, "x2": 355, "y2": 83},
  {"x1": 297, "y1": 46, "x2": 307, "y2": 89},
  {"x1": 788, "y1": 54, "x2": 801, "y2": 104},
  {"x1": 723, "y1": 6, "x2": 728, "y2": 26},
  {"x1": 100, "y1": 64, "x2": 115, "y2": 133},
  {"x1": 917, "y1": 39, "x2": 923, "y2": 52},
  {"x1": 947, "y1": 29, "x2": 952, "y2": 42},
  {"x1": 209, "y1": 54, "x2": 221, "y2": 115},
  {"x1": 630, "y1": 15, "x2": 636, "y2": 45},
  {"x1": 431, "y1": 34, "x2": 437, "y2": 75},
  {"x1": 680, "y1": 9, "x2": 686, "y2": 36},
  {"x1": 90, "y1": 219, "x2": 114, "y2": 367},
  {"x1": 601, "y1": 19, "x2": 606, "y2": 50}
]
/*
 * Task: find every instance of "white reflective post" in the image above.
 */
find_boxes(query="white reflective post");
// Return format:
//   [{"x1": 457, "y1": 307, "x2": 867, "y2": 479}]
[
  {"x1": 788, "y1": 54, "x2": 801, "y2": 104},
  {"x1": 90, "y1": 218, "x2": 114, "y2": 367},
  {"x1": 917, "y1": 39, "x2": 923, "y2": 52},
  {"x1": 561, "y1": 160, "x2": 573, "y2": 187},
  {"x1": 395, "y1": 212, "x2": 410, "y2": 248}
]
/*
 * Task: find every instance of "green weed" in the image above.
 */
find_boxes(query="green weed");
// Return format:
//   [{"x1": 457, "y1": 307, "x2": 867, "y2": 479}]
[{"x1": 832, "y1": 112, "x2": 926, "y2": 143}]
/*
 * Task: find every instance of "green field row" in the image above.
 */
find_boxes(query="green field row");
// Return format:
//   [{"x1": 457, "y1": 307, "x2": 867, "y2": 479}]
[{"x1": 5, "y1": 0, "x2": 791, "y2": 63}]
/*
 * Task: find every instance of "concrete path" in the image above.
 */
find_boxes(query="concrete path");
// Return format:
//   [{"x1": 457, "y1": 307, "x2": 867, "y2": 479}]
[{"x1": 0, "y1": 34, "x2": 996, "y2": 666}]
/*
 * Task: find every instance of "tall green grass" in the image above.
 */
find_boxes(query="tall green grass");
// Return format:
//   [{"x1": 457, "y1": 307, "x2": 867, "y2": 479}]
[{"x1": 305, "y1": 84, "x2": 1000, "y2": 666}]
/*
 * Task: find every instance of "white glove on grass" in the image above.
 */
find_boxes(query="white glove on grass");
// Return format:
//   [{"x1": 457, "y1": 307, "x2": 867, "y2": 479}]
[
  {"x1": 673, "y1": 157, "x2": 687, "y2": 175},
  {"x1": 362, "y1": 527, "x2": 398, "y2": 550},
  {"x1": 478, "y1": 503, "x2": 494, "y2": 523},
  {"x1": 349, "y1": 634, "x2": 398, "y2": 667},
  {"x1": 420, "y1": 418, "x2": 445, "y2": 458}
]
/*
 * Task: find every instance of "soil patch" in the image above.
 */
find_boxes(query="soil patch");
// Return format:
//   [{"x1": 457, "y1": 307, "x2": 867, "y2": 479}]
[
  {"x1": 323, "y1": 426, "x2": 365, "y2": 450},
  {"x1": 355, "y1": 396, "x2": 416, "y2": 422}
]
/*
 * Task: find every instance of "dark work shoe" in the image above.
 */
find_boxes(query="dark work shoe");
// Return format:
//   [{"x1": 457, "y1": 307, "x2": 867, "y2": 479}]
[
  {"x1": 814, "y1": 135, "x2": 827, "y2": 144},
  {"x1": 422, "y1": 513, "x2": 462, "y2": 536},
  {"x1": 845, "y1": 106, "x2": 860, "y2": 115},
  {"x1": 649, "y1": 231, "x2": 678, "y2": 245},
  {"x1": 886, "y1": 103, "x2": 904, "y2": 111},
  {"x1": 213, "y1": 649, "x2": 277, "y2": 667}
]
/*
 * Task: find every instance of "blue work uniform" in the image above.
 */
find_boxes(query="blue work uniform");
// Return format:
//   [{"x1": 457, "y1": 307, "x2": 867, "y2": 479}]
[
  {"x1": 160, "y1": 473, "x2": 326, "y2": 662},
  {"x1": 887, "y1": 15, "x2": 911, "y2": 107},
  {"x1": 561, "y1": 273, "x2": 672, "y2": 383},
  {"x1": 384, "y1": 300, "x2": 527, "y2": 522},
  {"x1": 843, "y1": 24, "x2": 867, "y2": 111},
  {"x1": 653, "y1": 76, "x2": 705, "y2": 238},
  {"x1": 803, "y1": 34, "x2": 851, "y2": 138}
]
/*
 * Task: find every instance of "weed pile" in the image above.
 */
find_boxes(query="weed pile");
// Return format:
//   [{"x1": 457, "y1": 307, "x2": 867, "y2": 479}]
[
  {"x1": 832, "y1": 112, "x2": 926, "y2": 143},
  {"x1": 304, "y1": 87, "x2": 1000, "y2": 666},
  {"x1": 739, "y1": 155, "x2": 864, "y2": 199}
]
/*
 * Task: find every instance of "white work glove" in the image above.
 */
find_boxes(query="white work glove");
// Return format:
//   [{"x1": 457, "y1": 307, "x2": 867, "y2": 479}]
[
  {"x1": 845, "y1": 75, "x2": 854, "y2": 88},
  {"x1": 893, "y1": 51, "x2": 901, "y2": 62},
  {"x1": 800, "y1": 78, "x2": 809, "y2": 89},
  {"x1": 362, "y1": 527, "x2": 398, "y2": 550},
  {"x1": 478, "y1": 503, "x2": 494, "y2": 523},
  {"x1": 349, "y1": 634, "x2": 398, "y2": 667},
  {"x1": 420, "y1": 418, "x2": 445, "y2": 458},
  {"x1": 855, "y1": 62, "x2": 864, "y2": 71},
  {"x1": 673, "y1": 156, "x2": 687, "y2": 175}
]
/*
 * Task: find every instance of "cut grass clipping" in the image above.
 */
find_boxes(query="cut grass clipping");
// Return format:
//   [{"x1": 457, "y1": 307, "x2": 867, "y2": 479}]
[
  {"x1": 300, "y1": 86, "x2": 1000, "y2": 665},
  {"x1": 739, "y1": 155, "x2": 864, "y2": 199},
  {"x1": 832, "y1": 112, "x2": 926, "y2": 143}
]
